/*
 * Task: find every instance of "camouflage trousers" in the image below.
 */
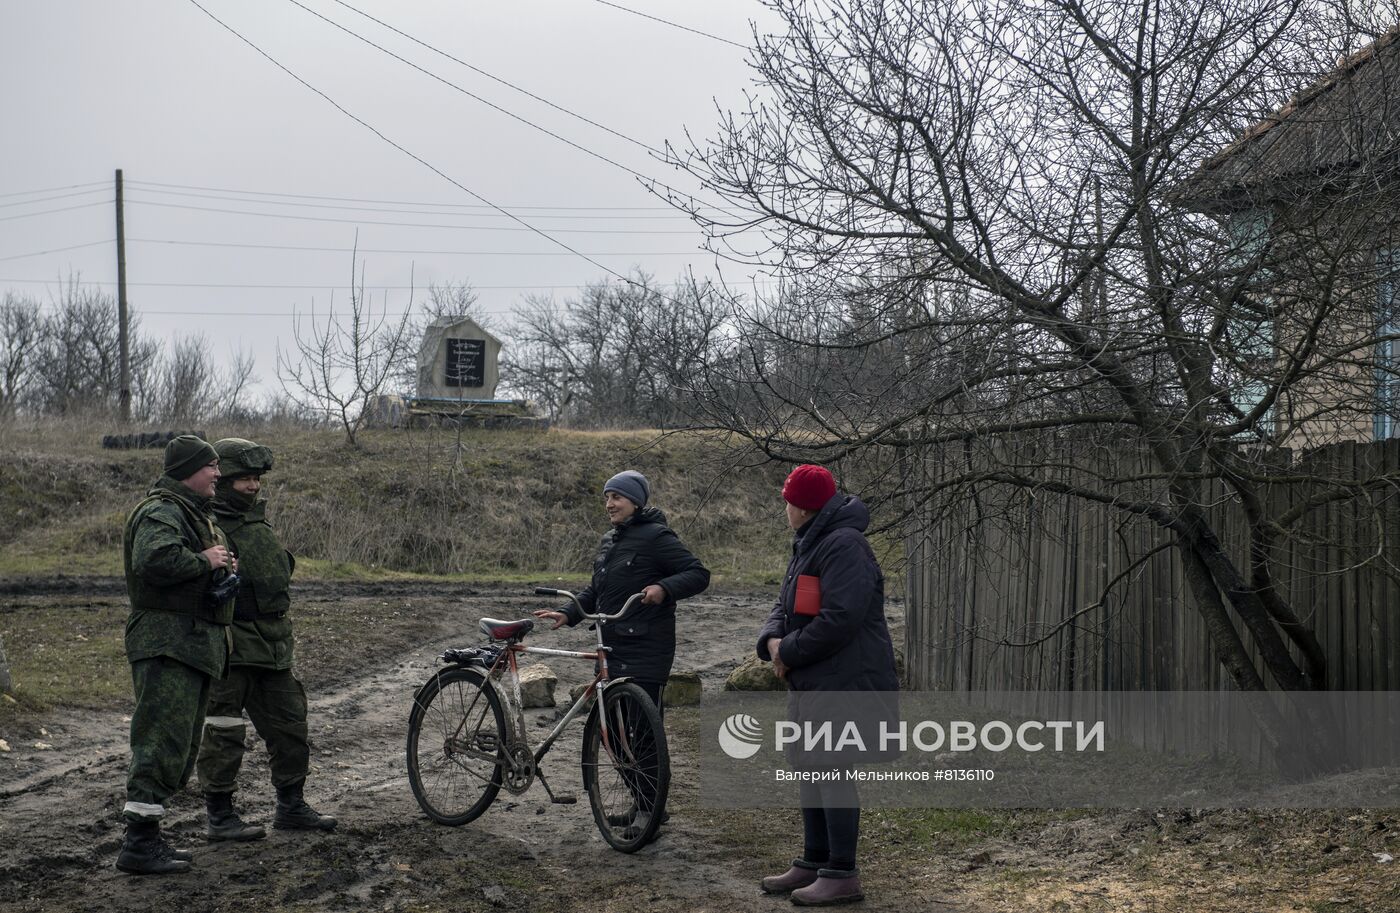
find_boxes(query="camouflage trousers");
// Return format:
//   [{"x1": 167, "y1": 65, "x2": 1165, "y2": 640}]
[
  {"x1": 125, "y1": 657, "x2": 212, "y2": 822},
  {"x1": 196, "y1": 666, "x2": 310, "y2": 794}
]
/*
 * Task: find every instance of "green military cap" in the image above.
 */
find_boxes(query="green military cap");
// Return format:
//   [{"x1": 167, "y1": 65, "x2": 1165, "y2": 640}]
[
  {"x1": 164, "y1": 434, "x2": 218, "y2": 481},
  {"x1": 213, "y1": 438, "x2": 275, "y2": 479}
]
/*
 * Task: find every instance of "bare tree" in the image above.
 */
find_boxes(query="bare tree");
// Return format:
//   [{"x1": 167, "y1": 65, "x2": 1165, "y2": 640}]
[
  {"x1": 672, "y1": 0, "x2": 1400, "y2": 694},
  {"x1": 277, "y1": 252, "x2": 413, "y2": 448},
  {"x1": 0, "y1": 293, "x2": 43, "y2": 419},
  {"x1": 502, "y1": 270, "x2": 727, "y2": 427},
  {"x1": 157, "y1": 335, "x2": 217, "y2": 425},
  {"x1": 154, "y1": 336, "x2": 259, "y2": 424},
  {"x1": 27, "y1": 278, "x2": 159, "y2": 418}
]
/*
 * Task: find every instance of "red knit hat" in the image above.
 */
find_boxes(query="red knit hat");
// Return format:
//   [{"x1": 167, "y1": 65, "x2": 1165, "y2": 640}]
[{"x1": 782, "y1": 464, "x2": 837, "y2": 511}]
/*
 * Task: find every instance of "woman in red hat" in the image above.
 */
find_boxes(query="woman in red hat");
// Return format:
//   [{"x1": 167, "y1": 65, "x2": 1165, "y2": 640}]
[{"x1": 756, "y1": 464, "x2": 899, "y2": 906}]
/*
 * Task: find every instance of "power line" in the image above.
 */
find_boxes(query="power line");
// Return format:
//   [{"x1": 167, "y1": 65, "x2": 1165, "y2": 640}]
[
  {"x1": 325, "y1": 0, "x2": 664, "y2": 156},
  {"x1": 130, "y1": 237, "x2": 701, "y2": 256},
  {"x1": 185, "y1": 0, "x2": 641, "y2": 289},
  {"x1": 124, "y1": 178, "x2": 737, "y2": 213},
  {"x1": 2, "y1": 275, "x2": 768, "y2": 291},
  {"x1": 0, "y1": 180, "x2": 108, "y2": 200},
  {"x1": 282, "y1": 0, "x2": 668, "y2": 189},
  {"x1": 590, "y1": 0, "x2": 749, "y2": 49},
  {"x1": 0, "y1": 239, "x2": 115, "y2": 263},
  {"x1": 0, "y1": 187, "x2": 110, "y2": 210},
  {"x1": 125, "y1": 197, "x2": 708, "y2": 233},
  {"x1": 0, "y1": 200, "x2": 113, "y2": 223},
  {"x1": 128, "y1": 186, "x2": 698, "y2": 220}
]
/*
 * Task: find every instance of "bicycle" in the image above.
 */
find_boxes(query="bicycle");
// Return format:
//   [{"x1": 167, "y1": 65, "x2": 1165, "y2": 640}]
[{"x1": 406, "y1": 588, "x2": 670, "y2": 852}]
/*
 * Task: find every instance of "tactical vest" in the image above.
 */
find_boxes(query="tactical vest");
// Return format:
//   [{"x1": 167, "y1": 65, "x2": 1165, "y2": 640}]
[{"x1": 123, "y1": 490, "x2": 236, "y2": 626}]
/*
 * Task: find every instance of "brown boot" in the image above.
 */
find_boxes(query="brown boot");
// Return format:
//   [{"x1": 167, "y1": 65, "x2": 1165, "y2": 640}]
[
  {"x1": 760, "y1": 860, "x2": 822, "y2": 894},
  {"x1": 790, "y1": 871, "x2": 865, "y2": 906}
]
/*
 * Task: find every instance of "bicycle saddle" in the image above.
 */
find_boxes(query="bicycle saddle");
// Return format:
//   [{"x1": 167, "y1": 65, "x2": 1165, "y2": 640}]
[{"x1": 479, "y1": 617, "x2": 535, "y2": 641}]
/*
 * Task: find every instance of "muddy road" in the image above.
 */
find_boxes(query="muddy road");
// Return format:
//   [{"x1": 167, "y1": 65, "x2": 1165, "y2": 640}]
[
  {"x1": 5, "y1": 582, "x2": 1397, "y2": 913},
  {"x1": 0, "y1": 581, "x2": 949, "y2": 913}
]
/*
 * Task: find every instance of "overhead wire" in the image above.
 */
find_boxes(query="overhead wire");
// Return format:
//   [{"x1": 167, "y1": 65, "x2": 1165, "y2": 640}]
[
  {"x1": 124, "y1": 197, "x2": 705, "y2": 233},
  {"x1": 279, "y1": 0, "x2": 741, "y2": 227},
  {"x1": 184, "y1": 0, "x2": 673, "y2": 294},
  {"x1": 0, "y1": 187, "x2": 112, "y2": 209},
  {"x1": 127, "y1": 185, "x2": 700, "y2": 220},
  {"x1": 130, "y1": 237, "x2": 700, "y2": 256},
  {"x1": 325, "y1": 0, "x2": 663, "y2": 156},
  {"x1": 0, "y1": 180, "x2": 108, "y2": 200},
  {"x1": 8, "y1": 275, "x2": 771, "y2": 292},
  {"x1": 589, "y1": 0, "x2": 749, "y2": 49},
  {"x1": 282, "y1": 0, "x2": 667, "y2": 191},
  {"x1": 124, "y1": 178, "x2": 740, "y2": 213},
  {"x1": 0, "y1": 201, "x2": 113, "y2": 223},
  {"x1": 0, "y1": 239, "x2": 115, "y2": 263}
]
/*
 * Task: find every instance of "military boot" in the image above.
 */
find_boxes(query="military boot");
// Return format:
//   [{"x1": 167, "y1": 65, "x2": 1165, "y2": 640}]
[
  {"x1": 115, "y1": 820, "x2": 192, "y2": 876},
  {"x1": 205, "y1": 792, "x2": 267, "y2": 842},
  {"x1": 273, "y1": 783, "x2": 337, "y2": 831}
]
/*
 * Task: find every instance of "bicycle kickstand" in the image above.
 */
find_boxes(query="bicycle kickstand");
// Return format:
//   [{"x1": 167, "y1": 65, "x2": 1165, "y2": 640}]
[{"x1": 536, "y1": 768, "x2": 577, "y2": 805}]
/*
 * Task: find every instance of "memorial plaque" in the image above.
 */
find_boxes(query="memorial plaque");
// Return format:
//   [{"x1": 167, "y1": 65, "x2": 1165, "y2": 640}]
[{"x1": 445, "y1": 338, "x2": 486, "y2": 388}]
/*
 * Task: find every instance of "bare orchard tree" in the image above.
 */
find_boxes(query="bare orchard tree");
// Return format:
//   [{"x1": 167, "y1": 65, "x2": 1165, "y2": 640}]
[
  {"x1": 501, "y1": 271, "x2": 727, "y2": 427},
  {"x1": 671, "y1": 0, "x2": 1400, "y2": 694},
  {"x1": 277, "y1": 253, "x2": 412, "y2": 448}
]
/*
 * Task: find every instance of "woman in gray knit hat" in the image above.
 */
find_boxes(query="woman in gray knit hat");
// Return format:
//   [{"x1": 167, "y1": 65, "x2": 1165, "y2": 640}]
[{"x1": 533, "y1": 470, "x2": 710, "y2": 840}]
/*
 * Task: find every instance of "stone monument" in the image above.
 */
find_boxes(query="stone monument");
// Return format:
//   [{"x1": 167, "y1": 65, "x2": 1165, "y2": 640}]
[{"x1": 416, "y1": 316, "x2": 503, "y2": 400}]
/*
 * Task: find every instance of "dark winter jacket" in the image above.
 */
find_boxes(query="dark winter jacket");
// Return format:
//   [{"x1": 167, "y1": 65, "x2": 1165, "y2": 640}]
[
  {"x1": 563, "y1": 506, "x2": 710, "y2": 684},
  {"x1": 757, "y1": 494, "x2": 898, "y2": 693}
]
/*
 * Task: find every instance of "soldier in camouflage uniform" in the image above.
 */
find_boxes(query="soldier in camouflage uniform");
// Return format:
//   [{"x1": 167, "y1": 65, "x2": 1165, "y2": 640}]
[
  {"x1": 118, "y1": 435, "x2": 237, "y2": 876},
  {"x1": 196, "y1": 438, "x2": 336, "y2": 840}
]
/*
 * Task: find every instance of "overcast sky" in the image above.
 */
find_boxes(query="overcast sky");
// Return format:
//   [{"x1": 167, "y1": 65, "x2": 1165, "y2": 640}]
[{"x1": 1, "y1": 0, "x2": 776, "y2": 399}]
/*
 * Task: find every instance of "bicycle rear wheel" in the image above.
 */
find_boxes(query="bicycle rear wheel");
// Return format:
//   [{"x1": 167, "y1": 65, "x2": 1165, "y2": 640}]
[
  {"x1": 406, "y1": 666, "x2": 505, "y2": 825},
  {"x1": 581, "y1": 681, "x2": 670, "y2": 852}
]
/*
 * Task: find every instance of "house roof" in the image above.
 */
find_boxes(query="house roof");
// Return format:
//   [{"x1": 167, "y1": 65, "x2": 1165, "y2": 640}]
[{"x1": 1189, "y1": 28, "x2": 1400, "y2": 205}]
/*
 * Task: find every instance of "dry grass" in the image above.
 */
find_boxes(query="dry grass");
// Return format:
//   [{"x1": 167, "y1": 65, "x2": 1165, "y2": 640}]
[{"x1": 0, "y1": 420, "x2": 794, "y2": 584}]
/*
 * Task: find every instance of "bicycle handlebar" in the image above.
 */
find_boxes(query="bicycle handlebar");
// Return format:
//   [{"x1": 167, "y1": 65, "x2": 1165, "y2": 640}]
[{"x1": 534, "y1": 588, "x2": 644, "y2": 623}]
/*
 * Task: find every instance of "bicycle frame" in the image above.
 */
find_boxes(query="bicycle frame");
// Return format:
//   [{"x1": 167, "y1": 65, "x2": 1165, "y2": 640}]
[{"x1": 469, "y1": 590, "x2": 645, "y2": 781}]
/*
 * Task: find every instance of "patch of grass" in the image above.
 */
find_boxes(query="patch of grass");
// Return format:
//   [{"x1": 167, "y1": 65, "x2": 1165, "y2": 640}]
[
  {"x1": 1, "y1": 425, "x2": 798, "y2": 584},
  {"x1": 0, "y1": 600, "x2": 130, "y2": 715}
]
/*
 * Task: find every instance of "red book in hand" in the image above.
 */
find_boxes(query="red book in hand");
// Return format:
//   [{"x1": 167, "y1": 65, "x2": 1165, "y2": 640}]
[{"x1": 794, "y1": 574, "x2": 821, "y2": 616}]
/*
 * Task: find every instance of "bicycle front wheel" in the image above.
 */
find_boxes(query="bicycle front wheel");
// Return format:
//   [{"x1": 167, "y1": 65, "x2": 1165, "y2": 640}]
[
  {"x1": 581, "y1": 681, "x2": 670, "y2": 852},
  {"x1": 406, "y1": 666, "x2": 506, "y2": 825}
]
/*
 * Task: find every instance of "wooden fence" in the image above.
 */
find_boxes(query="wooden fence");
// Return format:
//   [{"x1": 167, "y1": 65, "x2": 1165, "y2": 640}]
[{"x1": 903, "y1": 438, "x2": 1400, "y2": 692}]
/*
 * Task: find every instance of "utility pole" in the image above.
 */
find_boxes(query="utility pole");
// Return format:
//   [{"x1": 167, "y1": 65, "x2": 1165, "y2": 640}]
[{"x1": 115, "y1": 169, "x2": 130, "y2": 422}]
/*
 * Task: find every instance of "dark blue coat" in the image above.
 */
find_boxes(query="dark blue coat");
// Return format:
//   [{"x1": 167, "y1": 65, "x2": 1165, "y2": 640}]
[
  {"x1": 757, "y1": 494, "x2": 899, "y2": 693},
  {"x1": 564, "y1": 506, "x2": 710, "y2": 684}
]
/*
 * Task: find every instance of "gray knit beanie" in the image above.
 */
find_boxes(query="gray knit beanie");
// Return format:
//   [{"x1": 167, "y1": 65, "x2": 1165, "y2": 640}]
[{"x1": 603, "y1": 470, "x2": 649, "y2": 508}]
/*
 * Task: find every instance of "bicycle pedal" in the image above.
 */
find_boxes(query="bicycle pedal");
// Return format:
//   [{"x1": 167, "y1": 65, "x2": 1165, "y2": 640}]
[{"x1": 550, "y1": 794, "x2": 578, "y2": 804}]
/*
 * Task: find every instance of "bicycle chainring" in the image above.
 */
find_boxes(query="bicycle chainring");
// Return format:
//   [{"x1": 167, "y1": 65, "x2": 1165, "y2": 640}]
[{"x1": 502, "y1": 745, "x2": 535, "y2": 794}]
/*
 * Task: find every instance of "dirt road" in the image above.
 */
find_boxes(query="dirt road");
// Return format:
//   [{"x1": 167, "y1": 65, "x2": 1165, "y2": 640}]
[
  {"x1": 5, "y1": 582, "x2": 1398, "y2": 913},
  {"x1": 0, "y1": 582, "x2": 956, "y2": 913}
]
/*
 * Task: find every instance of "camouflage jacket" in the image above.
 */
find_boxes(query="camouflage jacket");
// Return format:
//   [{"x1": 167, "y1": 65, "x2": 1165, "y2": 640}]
[
  {"x1": 213, "y1": 493, "x2": 296, "y2": 670},
  {"x1": 122, "y1": 476, "x2": 232, "y2": 677}
]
